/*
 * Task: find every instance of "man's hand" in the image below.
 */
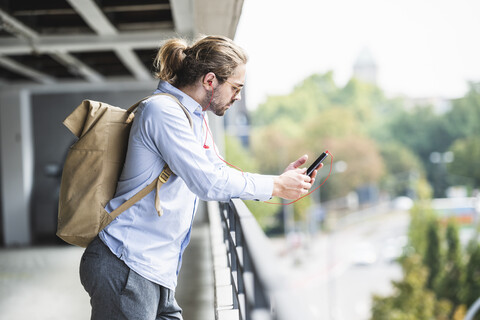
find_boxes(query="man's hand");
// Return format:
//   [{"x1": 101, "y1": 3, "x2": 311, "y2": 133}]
[
  {"x1": 272, "y1": 155, "x2": 323, "y2": 200},
  {"x1": 284, "y1": 154, "x2": 309, "y2": 172},
  {"x1": 285, "y1": 154, "x2": 322, "y2": 180}
]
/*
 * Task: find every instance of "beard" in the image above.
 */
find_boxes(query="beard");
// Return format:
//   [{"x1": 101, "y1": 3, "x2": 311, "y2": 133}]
[{"x1": 204, "y1": 89, "x2": 234, "y2": 116}]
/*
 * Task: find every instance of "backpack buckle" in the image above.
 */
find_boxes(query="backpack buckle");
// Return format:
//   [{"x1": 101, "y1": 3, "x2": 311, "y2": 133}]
[{"x1": 159, "y1": 165, "x2": 173, "y2": 183}]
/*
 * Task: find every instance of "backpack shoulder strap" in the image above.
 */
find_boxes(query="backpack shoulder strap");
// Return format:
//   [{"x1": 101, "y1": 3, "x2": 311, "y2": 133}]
[
  {"x1": 126, "y1": 93, "x2": 193, "y2": 128},
  {"x1": 109, "y1": 165, "x2": 172, "y2": 220},
  {"x1": 109, "y1": 93, "x2": 193, "y2": 220}
]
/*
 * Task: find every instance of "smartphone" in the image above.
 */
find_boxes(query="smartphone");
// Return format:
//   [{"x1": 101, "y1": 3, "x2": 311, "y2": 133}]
[{"x1": 306, "y1": 152, "x2": 328, "y2": 177}]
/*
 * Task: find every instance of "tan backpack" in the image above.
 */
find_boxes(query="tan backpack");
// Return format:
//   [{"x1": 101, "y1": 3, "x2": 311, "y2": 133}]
[{"x1": 57, "y1": 93, "x2": 192, "y2": 247}]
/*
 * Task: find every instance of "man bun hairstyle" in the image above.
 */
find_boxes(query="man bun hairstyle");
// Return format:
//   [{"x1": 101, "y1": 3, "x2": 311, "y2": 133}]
[{"x1": 154, "y1": 35, "x2": 248, "y2": 88}]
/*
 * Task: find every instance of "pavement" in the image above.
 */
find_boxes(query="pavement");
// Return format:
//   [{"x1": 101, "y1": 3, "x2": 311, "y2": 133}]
[{"x1": 0, "y1": 220, "x2": 214, "y2": 320}]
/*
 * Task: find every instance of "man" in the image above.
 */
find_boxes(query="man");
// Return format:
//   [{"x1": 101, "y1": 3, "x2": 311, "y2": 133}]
[{"x1": 79, "y1": 35, "x2": 319, "y2": 320}]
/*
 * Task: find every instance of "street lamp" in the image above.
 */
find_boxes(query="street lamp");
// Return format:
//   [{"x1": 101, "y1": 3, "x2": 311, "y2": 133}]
[{"x1": 429, "y1": 151, "x2": 454, "y2": 164}]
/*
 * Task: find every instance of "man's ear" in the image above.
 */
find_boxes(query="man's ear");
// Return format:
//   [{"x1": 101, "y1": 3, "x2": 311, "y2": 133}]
[{"x1": 203, "y1": 72, "x2": 216, "y2": 89}]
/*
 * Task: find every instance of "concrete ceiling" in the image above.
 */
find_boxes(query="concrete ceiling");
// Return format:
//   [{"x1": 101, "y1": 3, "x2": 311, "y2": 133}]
[{"x1": 0, "y1": 0, "x2": 244, "y2": 90}]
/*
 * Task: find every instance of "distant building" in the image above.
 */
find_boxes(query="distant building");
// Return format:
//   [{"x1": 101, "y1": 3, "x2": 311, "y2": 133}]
[
  {"x1": 352, "y1": 48, "x2": 453, "y2": 114},
  {"x1": 353, "y1": 47, "x2": 378, "y2": 85}
]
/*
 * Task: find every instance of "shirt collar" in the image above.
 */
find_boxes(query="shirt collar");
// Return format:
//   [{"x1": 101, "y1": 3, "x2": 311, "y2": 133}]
[{"x1": 154, "y1": 81, "x2": 203, "y2": 114}]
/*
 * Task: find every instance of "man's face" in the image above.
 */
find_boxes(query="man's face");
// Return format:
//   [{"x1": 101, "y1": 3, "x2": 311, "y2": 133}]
[{"x1": 206, "y1": 64, "x2": 245, "y2": 116}]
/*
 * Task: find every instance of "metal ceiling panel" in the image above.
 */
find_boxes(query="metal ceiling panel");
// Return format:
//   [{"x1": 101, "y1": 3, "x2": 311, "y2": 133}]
[
  {"x1": 0, "y1": 0, "x2": 244, "y2": 88},
  {"x1": 8, "y1": 53, "x2": 82, "y2": 79},
  {"x1": 0, "y1": 0, "x2": 175, "y2": 84},
  {"x1": 71, "y1": 51, "x2": 131, "y2": 77}
]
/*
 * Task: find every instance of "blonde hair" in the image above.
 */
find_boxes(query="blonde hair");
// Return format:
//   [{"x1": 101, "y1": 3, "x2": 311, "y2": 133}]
[{"x1": 154, "y1": 35, "x2": 248, "y2": 87}]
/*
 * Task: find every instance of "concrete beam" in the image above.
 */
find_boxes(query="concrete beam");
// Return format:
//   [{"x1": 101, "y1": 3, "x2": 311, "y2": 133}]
[
  {"x1": 2, "y1": 78, "x2": 157, "y2": 94},
  {"x1": 170, "y1": 0, "x2": 195, "y2": 37},
  {"x1": 0, "y1": 7, "x2": 103, "y2": 83},
  {"x1": 194, "y1": 0, "x2": 244, "y2": 38},
  {"x1": 0, "y1": 31, "x2": 177, "y2": 55},
  {"x1": 66, "y1": 0, "x2": 117, "y2": 35},
  {"x1": 50, "y1": 51, "x2": 104, "y2": 83},
  {"x1": 114, "y1": 47, "x2": 152, "y2": 80},
  {"x1": 0, "y1": 56, "x2": 55, "y2": 84},
  {"x1": 67, "y1": 0, "x2": 152, "y2": 80},
  {"x1": 0, "y1": 8, "x2": 38, "y2": 41}
]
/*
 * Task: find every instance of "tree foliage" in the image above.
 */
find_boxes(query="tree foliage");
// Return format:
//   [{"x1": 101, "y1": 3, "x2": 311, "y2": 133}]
[
  {"x1": 242, "y1": 70, "x2": 480, "y2": 318},
  {"x1": 379, "y1": 142, "x2": 424, "y2": 197},
  {"x1": 444, "y1": 83, "x2": 480, "y2": 141},
  {"x1": 447, "y1": 136, "x2": 480, "y2": 187},
  {"x1": 424, "y1": 218, "x2": 442, "y2": 290},
  {"x1": 252, "y1": 72, "x2": 339, "y2": 127},
  {"x1": 436, "y1": 221, "x2": 463, "y2": 313},
  {"x1": 376, "y1": 203, "x2": 480, "y2": 319},
  {"x1": 251, "y1": 71, "x2": 392, "y2": 203},
  {"x1": 407, "y1": 203, "x2": 436, "y2": 258},
  {"x1": 224, "y1": 135, "x2": 279, "y2": 228},
  {"x1": 251, "y1": 71, "x2": 480, "y2": 201},
  {"x1": 463, "y1": 242, "x2": 480, "y2": 309},
  {"x1": 371, "y1": 254, "x2": 451, "y2": 320}
]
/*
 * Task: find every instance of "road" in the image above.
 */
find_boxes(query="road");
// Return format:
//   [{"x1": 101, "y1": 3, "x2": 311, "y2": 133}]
[{"x1": 271, "y1": 209, "x2": 410, "y2": 320}]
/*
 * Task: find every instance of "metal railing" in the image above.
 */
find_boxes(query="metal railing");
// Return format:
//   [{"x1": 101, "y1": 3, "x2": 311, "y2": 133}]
[
  {"x1": 208, "y1": 199, "x2": 314, "y2": 320},
  {"x1": 465, "y1": 297, "x2": 480, "y2": 320}
]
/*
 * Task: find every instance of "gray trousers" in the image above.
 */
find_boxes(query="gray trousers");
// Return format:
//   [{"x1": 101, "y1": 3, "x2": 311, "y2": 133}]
[{"x1": 79, "y1": 236, "x2": 183, "y2": 320}]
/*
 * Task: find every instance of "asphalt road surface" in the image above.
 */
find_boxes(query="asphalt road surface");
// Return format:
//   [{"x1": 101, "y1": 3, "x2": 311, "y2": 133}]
[{"x1": 271, "y1": 209, "x2": 410, "y2": 320}]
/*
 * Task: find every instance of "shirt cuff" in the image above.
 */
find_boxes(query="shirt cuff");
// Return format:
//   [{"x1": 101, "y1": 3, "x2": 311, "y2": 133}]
[{"x1": 248, "y1": 173, "x2": 274, "y2": 201}]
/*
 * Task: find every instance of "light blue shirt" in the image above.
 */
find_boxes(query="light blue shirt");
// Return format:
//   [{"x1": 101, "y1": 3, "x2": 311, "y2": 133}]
[{"x1": 100, "y1": 81, "x2": 273, "y2": 290}]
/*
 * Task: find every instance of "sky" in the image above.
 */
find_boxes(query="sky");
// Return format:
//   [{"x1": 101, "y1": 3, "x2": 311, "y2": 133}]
[{"x1": 234, "y1": 0, "x2": 480, "y2": 109}]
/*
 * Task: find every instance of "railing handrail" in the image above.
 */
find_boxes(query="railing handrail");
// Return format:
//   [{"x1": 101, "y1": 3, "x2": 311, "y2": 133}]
[
  {"x1": 465, "y1": 297, "x2": 480, "y2": 320},
  {"x1": 211, "y1": 199, "x2": 315, "y2": 320}
]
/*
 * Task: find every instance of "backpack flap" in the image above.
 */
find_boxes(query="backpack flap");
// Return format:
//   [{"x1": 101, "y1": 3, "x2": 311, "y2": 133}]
[
  {"x1": 63, "y1": 100, "x2": 90, "y2": 138},
  {"x1": 64, "y1": 100, "x2": 132, "y2": 139}
]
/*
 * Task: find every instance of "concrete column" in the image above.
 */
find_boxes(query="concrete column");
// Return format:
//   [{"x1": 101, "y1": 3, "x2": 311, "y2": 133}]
[{"x1": 0, "y1": 89, "x2": 33, "y2": 246}]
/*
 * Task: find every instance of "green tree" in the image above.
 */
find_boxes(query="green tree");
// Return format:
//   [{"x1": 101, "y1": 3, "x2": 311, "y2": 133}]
[
  {"x1": 447, "y1": 136, "x2": 480, "y2": 188},
  {"x1": 371, "y1": 254, "x2": 451, "y2": 320},
  {"x1": 303, "y1": 107, "x2": 363, "y2": 140},
  {"x1": 389, "y1": 106, "x2": 450, "y2": 160},
  {"x1": 314, "y1": 135, "x2": 384, "y2": 201},
  {"x1": 414, "y1": 177, "x2": 434, "y2": 201},
  {"x1": 424, "y1": 218, "x2": 443, "y2": 290},
  {"x1": 334, "y1": 77, "x2": 385, "y2": 124},
  {"x1": 252, "y1": 72, "x2": 339, "y2": 127},
  {"x1": 407, "y1": 203, "x2": 436, "y2": 257},
  {"x1": 252, "y1": 71, "x2": 407, "y2": 202},
  {"x1": 436, "y1": 220, "x2": 464, "y2": 314},
  {"x1": 224, "y1": 135, "x2": 279, "y2": 229},
  {"x1": 379, "y1": 142, "x2": 424, "y2": 197},
  {"x1": 389, "y1": 106, "x2": 451, "y2": 197},
  {"x1": 444, "y1": 82, "x2": 480, "y2": 141},
  {"x1": 463, "y1": 242, "x2": 480, "y2": 310},
  {"x1": 250, "y1": 122, "x2": 300, "y2": 175}
]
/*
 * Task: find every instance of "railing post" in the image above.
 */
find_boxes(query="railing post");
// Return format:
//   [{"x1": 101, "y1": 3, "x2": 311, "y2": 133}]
[
  {"x1": 210, "y1": 199, "x2": 315, "y2": 320},
  {"x1": 210, "y1": 202, "x2": 238, "y2": 320}
]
